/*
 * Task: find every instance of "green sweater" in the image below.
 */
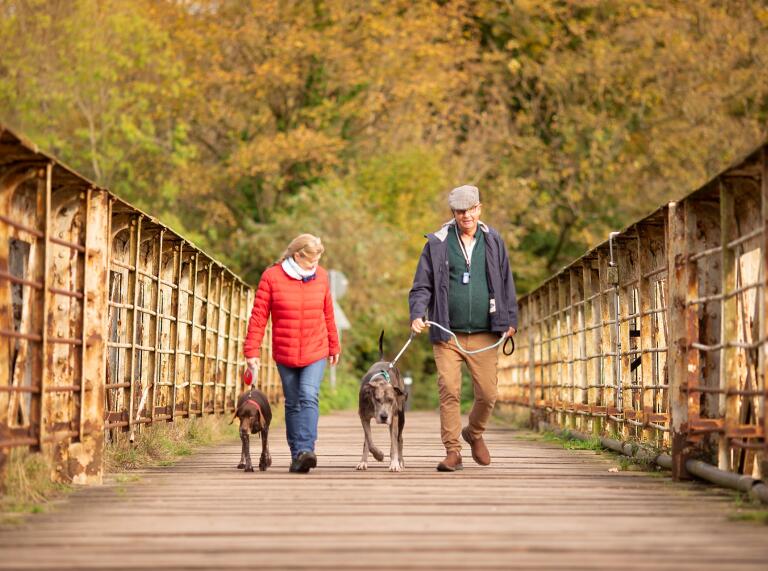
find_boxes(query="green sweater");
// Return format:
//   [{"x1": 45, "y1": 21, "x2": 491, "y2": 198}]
[{"x1": 447, "y1": 228, "x2": 490, "y2": 332}]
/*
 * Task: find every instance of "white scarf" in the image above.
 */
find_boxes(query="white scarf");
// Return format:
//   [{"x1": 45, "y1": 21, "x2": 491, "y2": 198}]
[{"x1": 281, "y1": 256, "x2": 316, "y2": 281}]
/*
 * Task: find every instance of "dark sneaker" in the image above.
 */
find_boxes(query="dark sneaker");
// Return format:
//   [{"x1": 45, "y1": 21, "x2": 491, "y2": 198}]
[
  {"x1": 289, "y1": 451, "x2": 317, "y2": 474},
  {"x1": 288, "y1": 458, "x2": 302, "y2": 473}
]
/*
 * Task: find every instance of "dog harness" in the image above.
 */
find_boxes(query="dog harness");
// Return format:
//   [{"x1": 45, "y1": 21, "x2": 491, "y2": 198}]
[{"x1": 245, "y1": 398, "x2": 262, "y2": 410}]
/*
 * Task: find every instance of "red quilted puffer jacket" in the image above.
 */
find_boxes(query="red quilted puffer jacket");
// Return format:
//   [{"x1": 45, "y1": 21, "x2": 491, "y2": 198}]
[{"x1": 244, "y1": 264, "x2": 340, "y2": 368}]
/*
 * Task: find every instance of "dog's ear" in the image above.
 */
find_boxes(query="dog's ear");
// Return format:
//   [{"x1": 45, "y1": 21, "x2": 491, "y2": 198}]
[{"x1": 378, "y1": 330, "x2": 384, "y2": 360}]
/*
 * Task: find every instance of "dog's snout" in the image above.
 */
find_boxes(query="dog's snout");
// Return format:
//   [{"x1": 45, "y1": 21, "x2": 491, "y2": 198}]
[{"x1": 378, "y1": 412, "x2": 389, "y2": 423}]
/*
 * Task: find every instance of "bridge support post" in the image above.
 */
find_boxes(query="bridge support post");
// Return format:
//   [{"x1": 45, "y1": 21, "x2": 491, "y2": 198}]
[
  {"x1": 668, "y1": 201, "x2": 695, "y2": 480},
  {"x1": 763, "y1": 148, "x2": 768, "y2": 480},
  {"x1": 66, "y1": 188, "x2": 108, "y2": 485}
]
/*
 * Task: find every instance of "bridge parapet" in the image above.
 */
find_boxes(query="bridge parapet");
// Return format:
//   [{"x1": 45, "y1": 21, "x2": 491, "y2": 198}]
[
  {"x1": 0, "y1": 125, "x2": 278, "y2": 485},
  {"x1": 499, "y1": 145, "x2": 767, "y2": 482}
]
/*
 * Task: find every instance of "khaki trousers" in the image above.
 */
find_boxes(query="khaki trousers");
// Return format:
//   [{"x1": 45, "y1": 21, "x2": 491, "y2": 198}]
[{"x1": 433, "y1": 331, "x2": 499, "y2": 453}]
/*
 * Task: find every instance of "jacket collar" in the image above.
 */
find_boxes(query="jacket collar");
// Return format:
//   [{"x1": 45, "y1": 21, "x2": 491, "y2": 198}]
[{"x1": 432, "y1": 219, "x2": 489, "y2": 242}]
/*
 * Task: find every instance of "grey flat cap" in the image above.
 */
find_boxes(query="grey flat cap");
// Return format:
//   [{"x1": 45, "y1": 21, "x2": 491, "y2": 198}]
[{"x1": 448, "y1": 185, "x2": 480, "y2": 210}]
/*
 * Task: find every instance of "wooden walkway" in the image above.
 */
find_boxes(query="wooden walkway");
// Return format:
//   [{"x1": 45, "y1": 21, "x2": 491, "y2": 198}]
[{"x1": 1, "y1": 411, "x2": 767, "y2": 570}]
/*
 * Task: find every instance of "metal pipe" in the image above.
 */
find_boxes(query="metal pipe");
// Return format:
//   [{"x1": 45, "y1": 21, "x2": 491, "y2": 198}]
[{"x1": 538, "y1": 421, "x2": 766, "y2": 503}]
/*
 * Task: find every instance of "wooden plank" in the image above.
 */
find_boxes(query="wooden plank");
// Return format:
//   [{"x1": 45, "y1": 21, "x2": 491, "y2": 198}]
[{"x1": 2, "y1": 411, "x2": 768, "y2": 570}]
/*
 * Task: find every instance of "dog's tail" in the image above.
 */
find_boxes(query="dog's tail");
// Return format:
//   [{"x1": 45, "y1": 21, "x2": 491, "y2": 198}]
[{"x1": 378, "y1": 330, "x2": 384, "y2": 360}]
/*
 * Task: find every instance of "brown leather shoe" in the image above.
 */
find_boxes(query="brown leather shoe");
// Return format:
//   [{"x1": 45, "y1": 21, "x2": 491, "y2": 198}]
[
  {"x1": 462, "y1": 426, "x2": 491, "y2": 466},
  {"x1": 436, "y1": 451, "x2": 463, "y2": 472}
]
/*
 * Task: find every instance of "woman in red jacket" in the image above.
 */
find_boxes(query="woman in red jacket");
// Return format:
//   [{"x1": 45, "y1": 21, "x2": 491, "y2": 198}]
[{"x1": 244, "y1": 234, "x2": 340, "y2": 473}]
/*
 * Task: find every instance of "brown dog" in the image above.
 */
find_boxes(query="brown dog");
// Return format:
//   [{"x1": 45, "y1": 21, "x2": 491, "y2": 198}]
[
  {"x1": 356, "y1": 331, "x2": 407, "y2": 472},
  {"x1": 232, "y1": 386, "x2": 272, "y2": 472}
]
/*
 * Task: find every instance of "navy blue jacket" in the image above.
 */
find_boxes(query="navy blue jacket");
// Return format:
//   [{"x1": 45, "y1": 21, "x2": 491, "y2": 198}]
[{"x1": 409, "y1": 220, "x2": 518, "y2": 344}]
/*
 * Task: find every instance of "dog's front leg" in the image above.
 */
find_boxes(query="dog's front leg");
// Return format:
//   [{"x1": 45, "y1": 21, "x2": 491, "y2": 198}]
[
  {"x1": 241, "y1": 424, "x2": 254, "y2": 472},
  {"x1": 362, "y1": 417, "x2": 384, "y2": 462},
  {"x1": 259, "y1": 426, "x2": 271, "y2": 471},
  {"x1": 238, "y1": 423, "x2": 247, "y2": 470},
  {"x1": 388, "y1": 417, "x2": 402, "y2": 472},
  {"x1": 356, "y1": 418, "x2": 372, "y2": 470}
]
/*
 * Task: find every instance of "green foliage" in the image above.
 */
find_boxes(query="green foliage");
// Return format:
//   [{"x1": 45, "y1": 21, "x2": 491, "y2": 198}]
[
  {"x1": 318, "y1": 370, "x2": 359, "y2": 414},
  {"x1": 3, "y1": 0, "x2": 768, "y2": 400}
]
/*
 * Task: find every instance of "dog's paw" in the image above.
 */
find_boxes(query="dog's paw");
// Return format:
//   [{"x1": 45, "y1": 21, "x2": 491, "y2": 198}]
[
  {"x1": 355, "y1": 461, "x2": 368, "y2": 471},
  {"x1": 244, "y1": 465, "x2": 255, "y2": 473},
  {"x1": 371, "y1": 448, "x2": 384, "y2": 462},
  {"x1": 237, "y1": 463, "x2": 246, "y2": 470},
  {"x1": 389, "y1": 459, "x2": 403, "y2": 472}
]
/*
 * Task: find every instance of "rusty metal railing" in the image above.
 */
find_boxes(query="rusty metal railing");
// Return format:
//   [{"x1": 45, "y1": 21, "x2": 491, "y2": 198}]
[
  {"x1": 499, "y1": 145, "x2": 767, "y2": 482},
  {"x1": 0, "y1": 124, "x2": 279, "y2": 485}
]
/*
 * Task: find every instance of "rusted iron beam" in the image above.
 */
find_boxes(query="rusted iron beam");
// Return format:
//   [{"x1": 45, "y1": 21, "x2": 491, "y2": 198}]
[
  {"x1": 763, "y1": 148, "x2": 768, "y2": 479},
  {"x1": 38, "y1": 162, "x2": 52, "y2": 451},
  {"x1": 667, "y1": 201, "x2": 696, "y2": 480},
  {"x1": 127, "y1": 216, "x2": 142, "y2": 436}
]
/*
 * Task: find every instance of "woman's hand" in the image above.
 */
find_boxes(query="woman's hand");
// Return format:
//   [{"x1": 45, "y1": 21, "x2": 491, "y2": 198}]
[
  {"x1": 505, "y1": 326, "x2": 517, "y2": 337},
  {"x1": 329, "y1": 353, "x2": 340, "y2": 366},
  {"x1": 246, "y1": 357, "x2": 260, "y2": 370}
]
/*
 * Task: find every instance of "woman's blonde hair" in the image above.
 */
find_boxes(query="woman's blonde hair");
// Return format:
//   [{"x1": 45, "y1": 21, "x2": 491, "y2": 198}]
[{"x1": 278, "y1": 233, "x2": 324, "y2": 263}]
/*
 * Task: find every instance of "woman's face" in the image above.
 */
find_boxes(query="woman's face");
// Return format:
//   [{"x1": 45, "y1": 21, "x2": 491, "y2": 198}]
[{"x1": 295, "y1": 250, "x2": 321, "y2": 272}]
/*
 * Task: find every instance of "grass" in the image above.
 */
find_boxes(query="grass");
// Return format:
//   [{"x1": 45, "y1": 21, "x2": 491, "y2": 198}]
[
  {"x1": 105, "y1": 413, "x2": 265, "y2": 472},
  {"x1": 319, "y1": 370, "x2": 360, "y2": 414},
  {"x1": 728, "y1": 492, "x2": 768, "y2": 525},
  {"x1": 0, "y1": 448, "x2": 71, "y2": 524},
  {"x1": 541, "y1": 429, "x2": 604, "y2": 451}
]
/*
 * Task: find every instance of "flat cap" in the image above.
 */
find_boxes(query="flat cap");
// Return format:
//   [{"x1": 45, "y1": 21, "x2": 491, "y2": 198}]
[{"x1": 448, "y1": 185, "x2": 480, "y2": 210}]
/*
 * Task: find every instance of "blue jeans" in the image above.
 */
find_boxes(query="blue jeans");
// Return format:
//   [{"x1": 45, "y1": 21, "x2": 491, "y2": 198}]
[{"x1": 277, "y1": 358, "x2": 326, "y2": 459}]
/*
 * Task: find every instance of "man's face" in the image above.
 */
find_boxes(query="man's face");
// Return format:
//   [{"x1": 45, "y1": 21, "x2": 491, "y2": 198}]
[{"x1": 453, "y1": 203, "x2": 481, "y2": 234}]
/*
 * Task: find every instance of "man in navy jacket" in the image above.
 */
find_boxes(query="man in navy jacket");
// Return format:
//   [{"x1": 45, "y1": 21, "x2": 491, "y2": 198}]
[{"x1": 409, "y1": 185, "x2": 518, "y2": 471}]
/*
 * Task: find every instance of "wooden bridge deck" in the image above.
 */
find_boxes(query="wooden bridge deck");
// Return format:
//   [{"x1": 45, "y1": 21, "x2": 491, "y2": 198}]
[{"x1": 1, "y1": 411, "x2": 767, "y2": 570}]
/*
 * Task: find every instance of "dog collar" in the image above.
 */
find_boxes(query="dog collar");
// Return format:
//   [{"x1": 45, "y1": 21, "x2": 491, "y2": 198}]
[{"x1": 370, "y1": 369, "x2": 391, "y2": 383}]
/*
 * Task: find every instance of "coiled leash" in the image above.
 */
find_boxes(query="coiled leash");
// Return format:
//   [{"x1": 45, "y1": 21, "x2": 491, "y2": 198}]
[{"x1": 388, "y1": 320, "x2": 515, "y2": 370}]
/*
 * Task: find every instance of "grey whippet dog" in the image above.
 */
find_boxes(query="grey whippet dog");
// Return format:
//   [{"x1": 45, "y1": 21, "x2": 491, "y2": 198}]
[{"x1": 356, "y1": 331, "x2": 407, "y2": 472}]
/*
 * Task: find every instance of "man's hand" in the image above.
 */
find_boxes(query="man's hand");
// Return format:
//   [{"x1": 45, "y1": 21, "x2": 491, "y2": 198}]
[
  {"x1": 329, "y1": 353, "x2": 340, "y2": 366},
  {"x1": 505, "y1": 326, "x2": 517, "y2": 338},
  {"x1": 246, "y1": 357, "x2": 260, "y2": 370},
  {"x1": 411, "y1": 317, "x2": 429, "y2": 334}
]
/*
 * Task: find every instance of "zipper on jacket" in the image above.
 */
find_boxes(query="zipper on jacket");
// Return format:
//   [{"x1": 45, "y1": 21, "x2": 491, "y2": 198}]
[
  {"x1": 298, "y1": 279, "x2": 304, "y2": 362},
  {"x1": 467, "y1": 264, "x2": 473, "y2": 334}
]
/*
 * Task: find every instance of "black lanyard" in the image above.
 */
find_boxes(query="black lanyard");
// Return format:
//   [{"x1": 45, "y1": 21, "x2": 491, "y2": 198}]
[{"x1": 454, "y1": 224, "x2": 473, "y2": 271}]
